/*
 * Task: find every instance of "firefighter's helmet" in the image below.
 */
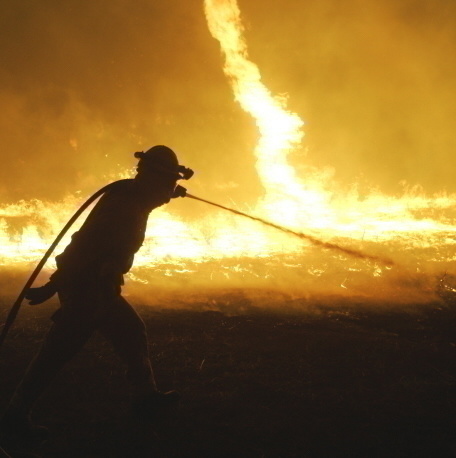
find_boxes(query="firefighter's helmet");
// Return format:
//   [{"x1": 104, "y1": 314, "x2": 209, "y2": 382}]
[{"x1": 134, "y1": 145, "x2": 193, "y2": 180}]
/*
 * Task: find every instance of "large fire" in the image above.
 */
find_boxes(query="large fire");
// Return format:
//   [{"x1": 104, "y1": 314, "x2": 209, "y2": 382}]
[{"x1": 0, "y1": 0, "x2": 455, "y2": 304}]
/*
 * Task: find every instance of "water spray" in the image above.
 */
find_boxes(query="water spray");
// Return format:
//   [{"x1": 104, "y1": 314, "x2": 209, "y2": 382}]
[{"x1": 185, "y1": 193, "x2": 394, "y2": 266}]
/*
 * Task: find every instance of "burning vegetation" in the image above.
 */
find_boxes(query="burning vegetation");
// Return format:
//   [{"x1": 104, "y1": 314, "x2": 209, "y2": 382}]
[{"x1": 0, "y1": 0, "x2": 455, "y2": 306}]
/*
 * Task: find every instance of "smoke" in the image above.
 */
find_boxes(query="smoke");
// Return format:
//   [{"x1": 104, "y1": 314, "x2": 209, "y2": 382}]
[
  {"x1": 0, "y1": 0, "x2": 455, "y2": 207},
  {"x1": 0, "y1": 0, "x2": 454, "y2": 309},
  {"x1": 239, "y1": 0, "x2": 456, "y2": 196},
  {"x1": 0, "y1": 0, "x2": 259, "y2": 208}
]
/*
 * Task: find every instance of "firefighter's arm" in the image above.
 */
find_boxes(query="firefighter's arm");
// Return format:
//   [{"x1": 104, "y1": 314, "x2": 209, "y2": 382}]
[{"x1": 25, "y1": 280, "x2": 58, "y2": 305}]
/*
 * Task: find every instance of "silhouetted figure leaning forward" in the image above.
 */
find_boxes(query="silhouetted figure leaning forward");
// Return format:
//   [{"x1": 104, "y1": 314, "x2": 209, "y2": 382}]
[{"x1": 0, "y1": 145, "x2": 193, "y2": 444}]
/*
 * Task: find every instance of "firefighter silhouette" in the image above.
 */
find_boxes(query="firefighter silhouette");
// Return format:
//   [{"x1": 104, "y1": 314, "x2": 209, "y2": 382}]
[{"x1": 1, "y1": 145, "x2": 193, "y2": 443}]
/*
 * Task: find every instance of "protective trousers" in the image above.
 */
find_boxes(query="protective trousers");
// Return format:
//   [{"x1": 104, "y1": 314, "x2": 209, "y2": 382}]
[{"x1": 12, "y1": 278, "x2": 156, "y2": 414}]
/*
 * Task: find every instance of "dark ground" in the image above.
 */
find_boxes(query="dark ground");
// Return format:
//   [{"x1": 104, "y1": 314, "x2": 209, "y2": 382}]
[{"x1": 1, "y1": 295, "x2": 455, "y2": 457}]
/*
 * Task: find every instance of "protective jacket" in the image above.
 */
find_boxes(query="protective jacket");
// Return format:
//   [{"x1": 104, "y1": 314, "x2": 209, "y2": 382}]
[{"x1": 53, "y1": 179, "x2": 150, "y2": 283}]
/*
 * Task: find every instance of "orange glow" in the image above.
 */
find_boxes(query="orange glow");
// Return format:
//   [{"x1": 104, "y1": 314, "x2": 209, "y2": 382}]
[{"x1": 0, "y1": 0, "x2": 455, "y2": 303}]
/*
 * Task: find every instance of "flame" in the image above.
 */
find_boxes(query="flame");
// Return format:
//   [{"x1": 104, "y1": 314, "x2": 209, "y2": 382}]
[
  {"x1": 204, "y1": 0, "x2": 332, "y2": 230},
  {"x1": 203, "y1": 0, "x2": 456, "y2": 235},
  {"x1": 0, "y1": 0, "x2": 455, "y2": 303}
]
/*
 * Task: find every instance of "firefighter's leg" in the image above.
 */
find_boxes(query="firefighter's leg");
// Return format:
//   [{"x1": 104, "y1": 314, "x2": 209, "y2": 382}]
[
  {"x1": 99, "y1": 295, "x2": 157, "y2": 396},
  {"x1": 99, "y1": 295, "x2": 180, "y2": 421},
  {"x1": 10, "y1": 315, "x2": 95, "y2": 415},
  {"x1": 2, "y1": 300, "x2": 95, "y2": 441}
]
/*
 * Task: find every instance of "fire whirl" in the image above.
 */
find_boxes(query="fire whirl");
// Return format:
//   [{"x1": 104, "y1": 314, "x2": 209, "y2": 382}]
[
  {"x1": 0, "y1": 1, "x2": 455, "y2": 303},
  {"x1": 201, "y1": 0, "x2": 455, "y2": 298}
]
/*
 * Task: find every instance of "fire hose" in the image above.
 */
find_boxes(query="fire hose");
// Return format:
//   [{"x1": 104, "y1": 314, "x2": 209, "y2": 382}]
[
  {"x1": 0, "y1": 446, "x2": 11, "y2": 458},
  {"x1": 0, "y1": 180, "x2": 129, "y2": 351},
  {"x1": 0, "y1": 181, "x2": 394, "y2": 352}
]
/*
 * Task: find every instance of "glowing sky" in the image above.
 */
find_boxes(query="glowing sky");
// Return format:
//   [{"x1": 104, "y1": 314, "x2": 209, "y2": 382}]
[{"x1": 1, "y1": 0, "x2": 455, "y2": 208}]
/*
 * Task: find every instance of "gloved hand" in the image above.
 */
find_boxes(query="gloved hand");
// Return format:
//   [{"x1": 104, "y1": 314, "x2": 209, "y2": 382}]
[
  {"x1": 25, "y1": 281, "x2": 58, "y2": 305},
  {"x1": 172, "y1": 185, "x2": 187, "y2": 198}
]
